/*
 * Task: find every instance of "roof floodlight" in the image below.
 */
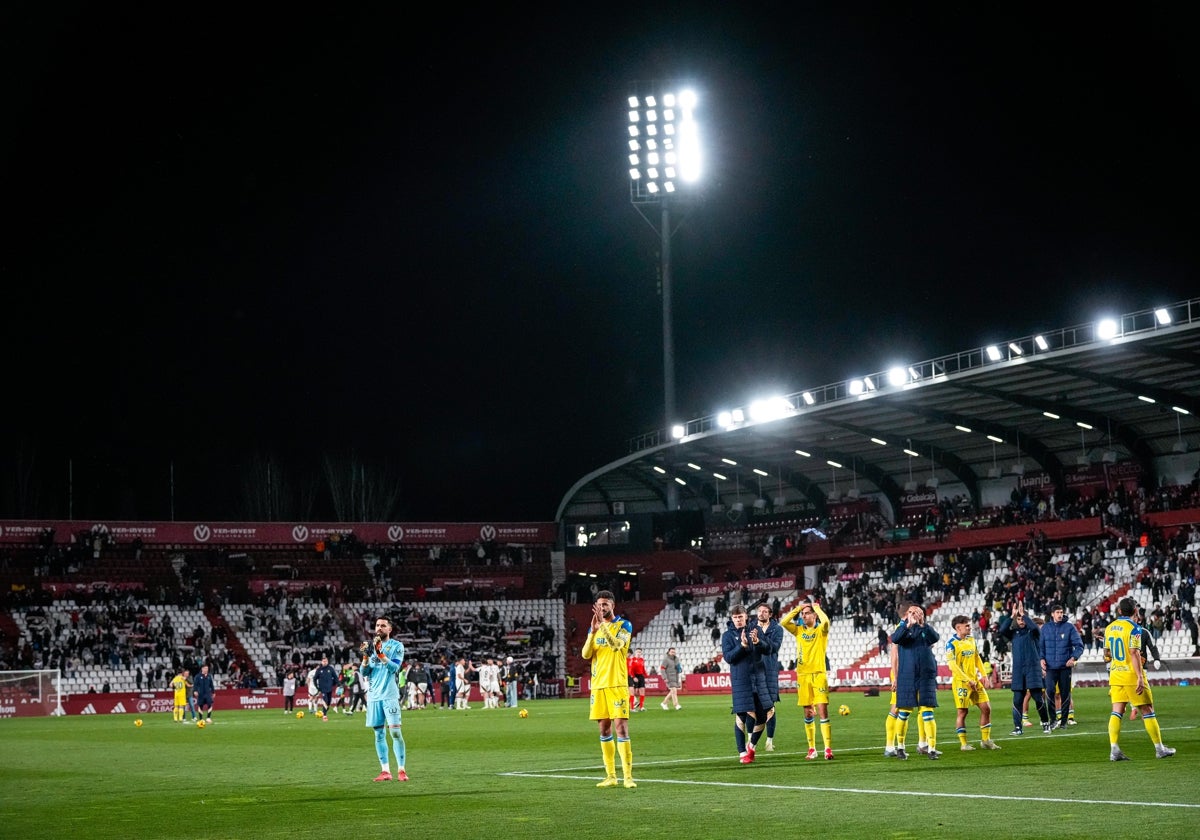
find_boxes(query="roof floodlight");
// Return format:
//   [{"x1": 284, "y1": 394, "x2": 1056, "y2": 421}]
[
  {"x1": 628, "y1": 125, "x2": 639, "y2": 137},
  {"x1": 628, "y1": 96, "x2": 639, "y2": 108},
  {"x1": 903, "y1": 449, "x2": 920, "y2": 458},
  {"x1": 1137, "y1": 395, "x2": 1156, "y2": 404},
  {"x1": 955, "y1": 425, "x2": 972, "y2": 433},
  {"x1": 628, "y1": 110, "x2": 640, "y2": 123},
  {"x1": 644, "y1": 95, "x2": 656, "y2": 107},
  {"x1": 848, "y1": 379, "x2": 865, "y2": 396},
  {"x1": 628, "y1": 139, "x2": 640, "y2": 151},
  {"x1": 987, "y1": 435, "x2": 1004, "y2": 443},
  {"x1": 629, "y1": 169, "x2": 641, "y2": 180},
  {"x1": 653, "y1": 466, "x2": 666, "y2": 474},
  {"x1": 863, "y1": 376, "x2": 876, "y2": 391},
  {"x1": 713, "y1": 472, "x2": 727, "y2": 481},
  {"x1": 887, "y1": 367, "x2": 908, "y2": 387},
  {"x1": 826, "y1": 460, "x2": 842, "y2": 469},
  {"x1": 795, "y1": 449, "x2": 811, "y2": 458},
  {"x1": 802, "y1": 392, "x2": 815, "y2": 405},
  {"x1": 664, "y1": 182, "x2": 675, "y2": 193},
  {"x1": 1173, "y1": 406, "x2": 1190, "y2": 415},
  {"x1": 687, "y1": 463, "x2": 702, "y2": 471},
  {"x1": 717, "y1": 411, "x2": 733, "y2": 428},
  {"x1": 1008, "y1": 342, "x2": 1024, "y2": 356},
  {"x1": 671, "y1": 424, "x2": 686, "y2": 439},
  {"x1": 674, "y1": 476, "x2": 686, "y2": 486},
  {"x1": 646, "y1": 182, "x2": 659, "y2": 194},
  {"x1": 1034, "y1": 335, "x2": 1049, "y2": 350},
  {"x1": 752, "y1": 468, "x2": 769, "y2": 477},
  {"x1": 1043, "y1": 411, "x2": 1061, "y2": 420},
  {"x1": 731, "y1": 408, "x2": 745, "y2": 423},
  {"x1": 985, "y1": 345, "x2": 1003, "y2": 361},
  {"x1": 1155, "y1": 307, "x2": 1172, "y2": 325},
  {"x1": 1096, "y1": 318, "x2": 1119, "y2": 340},
  {"x1": 1076, "y1": 421, "x2": 1093, "y2": 430},
  {"x1": 646, "y1": 109, "x2": 657, "y2": 122},
  {"x1": 721, "y1": 458, "x2": 738, "y2": 466},
  {"x1": 909, "y1": 366, "x2": 921, "y2": 381},
  {"x1": 647, "y1": 167, "x2": 659, "y2": 179},
  {"x1": 871, "y1": 438, "x2": 887, "y2": 446}
]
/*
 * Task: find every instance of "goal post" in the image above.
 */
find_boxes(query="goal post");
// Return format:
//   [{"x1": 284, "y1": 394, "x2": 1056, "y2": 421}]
[{"x1": 0, "y1": 669, "x2": 66, "y2": 717}]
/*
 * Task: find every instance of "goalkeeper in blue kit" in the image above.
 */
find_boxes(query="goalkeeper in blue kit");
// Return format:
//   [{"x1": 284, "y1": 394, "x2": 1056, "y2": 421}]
[{"x1": 361, "y1": 616, "x2": 409, "y2": 781}]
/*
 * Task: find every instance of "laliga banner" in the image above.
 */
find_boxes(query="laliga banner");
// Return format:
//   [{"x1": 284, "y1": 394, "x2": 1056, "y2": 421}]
[{"x1": 0, "y1": 519, "x2": 556, "y2": 546}]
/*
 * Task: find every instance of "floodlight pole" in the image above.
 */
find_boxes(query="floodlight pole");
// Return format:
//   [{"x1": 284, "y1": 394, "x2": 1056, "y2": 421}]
[{"x1": 660, "y1": 201, "x2": 679, "y2": 512}]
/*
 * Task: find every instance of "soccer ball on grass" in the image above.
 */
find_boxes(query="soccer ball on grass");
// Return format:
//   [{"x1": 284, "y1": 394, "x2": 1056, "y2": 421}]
[
  {"x1": 296, "y1": 711, "x2": 305, "y2": 718},
  {"x1": 134, "y1": 719, "x2": 143, "y2": 727},
  {"x1": 196, "y1": 719, "x2": 206, "y2": 728},
  {"x1": 838, "y1": 704, "x2": 850, "y2": 716},
  {"x1": 518, "y1": 708, "x2": 529, "y2": 718}
]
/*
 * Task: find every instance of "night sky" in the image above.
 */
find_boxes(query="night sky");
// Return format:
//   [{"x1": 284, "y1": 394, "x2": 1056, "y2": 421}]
[{"x1": 3, "y1": 5, "x2": 1195, "y2": 523}]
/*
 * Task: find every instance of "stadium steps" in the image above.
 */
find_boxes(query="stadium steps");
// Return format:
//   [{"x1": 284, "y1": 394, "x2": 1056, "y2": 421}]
[{"x1": 204, "y1": 605, "x2": 260, "y2": 684}]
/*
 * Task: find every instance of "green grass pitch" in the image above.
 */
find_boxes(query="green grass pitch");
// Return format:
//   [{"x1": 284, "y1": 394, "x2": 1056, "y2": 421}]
[{"x1": 0, "y1": 686, "x2": 1196, "y2": 839}]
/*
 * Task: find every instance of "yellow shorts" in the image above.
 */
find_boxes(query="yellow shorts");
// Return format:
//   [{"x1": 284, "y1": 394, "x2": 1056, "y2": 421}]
[
  {"x1": 952, "y1": 682, "x2": 990, "y2": 709},
  {"x1": 1109, "y1": 684, "x2": 1153, "y2": 706},
  {"x1": 589, "y1": 686, "x2": 631, "y2": 720},
  {"x1": 796, "y1": 672, "x2": 829, "y2": 706}
]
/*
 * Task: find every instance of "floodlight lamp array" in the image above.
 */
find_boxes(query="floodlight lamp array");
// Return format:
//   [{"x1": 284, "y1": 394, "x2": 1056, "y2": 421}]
[{"x1": 627, "y1": 86, "x2": 700, "y2": 203}]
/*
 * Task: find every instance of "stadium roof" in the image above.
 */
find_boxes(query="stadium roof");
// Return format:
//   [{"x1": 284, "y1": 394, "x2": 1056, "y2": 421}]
[{"x1": 557, "y1": 299, "x2": 1200, "y2": 521}]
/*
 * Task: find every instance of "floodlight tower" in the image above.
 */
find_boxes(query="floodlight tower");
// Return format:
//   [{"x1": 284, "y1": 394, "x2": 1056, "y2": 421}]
[{"x1": 626, "y1": 83, "x2": 702, "y2": 511}]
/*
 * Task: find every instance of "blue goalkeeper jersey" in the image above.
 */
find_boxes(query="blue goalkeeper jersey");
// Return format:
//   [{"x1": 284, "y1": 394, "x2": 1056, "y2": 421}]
[{"x1": 363, "y1": 638, "x2": 405, "y2": 702}]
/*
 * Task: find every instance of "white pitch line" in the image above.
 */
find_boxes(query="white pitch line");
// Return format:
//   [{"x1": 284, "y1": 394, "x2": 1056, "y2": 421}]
[
  {"x1": 500, "y1": 724, "x2": 1198, "y2": 809},
  {"x1": 500, "y1": 772, "x2": 1200, "y2": 809}
]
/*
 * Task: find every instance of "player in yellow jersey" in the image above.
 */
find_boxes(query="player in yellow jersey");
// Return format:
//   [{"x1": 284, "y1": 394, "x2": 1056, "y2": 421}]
[
  {"x1": 170, "y1": 666, "x2": 190, "y2": 723},
  {"x1": 946, "y1": 615, "x2": 999, "y2": 750},
  {"x1": 1105, "y1": 598, "x2": 1175, "y2": 761},
  {"x1": 582, "y1": 589, "x2": 636, "y2": 788},
  {"x1": 781, "y1": 598, "x2": 833, "y2": 760},
  {"x1": 883, "y1": 601, "x2": 908, "y2": 758}
]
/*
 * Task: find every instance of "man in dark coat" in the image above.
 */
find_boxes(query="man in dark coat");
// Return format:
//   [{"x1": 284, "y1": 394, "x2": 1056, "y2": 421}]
[
  {"x1": 890, "y1": 602, "x2": 942, "y2": 759},
  {"x1": 721, "y1": 604, "x2": 774, "y2": 764},
  {"x1": 998, "y1": 600, "x2": 1052, "y2": 735},
  {"x1": 1039, "y1": 603, "x2": 1084, "y2": 729}
]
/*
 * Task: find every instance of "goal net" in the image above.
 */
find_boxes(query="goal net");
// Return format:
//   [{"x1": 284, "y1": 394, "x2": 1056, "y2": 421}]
[{"x1": 0, "y1": 669, "x2": 66, "y2": 717}]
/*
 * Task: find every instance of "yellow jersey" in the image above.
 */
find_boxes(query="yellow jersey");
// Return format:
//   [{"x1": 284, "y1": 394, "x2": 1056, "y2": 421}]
[
  {"x1": 1104, "y1": 617, "x2": 1143, "y2": 686},
  {"x1": 582, "y1": 617, "x2": 633, "y2": 689}
]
